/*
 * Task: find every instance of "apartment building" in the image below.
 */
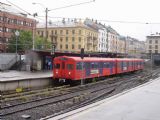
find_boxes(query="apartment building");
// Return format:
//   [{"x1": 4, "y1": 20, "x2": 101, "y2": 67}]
[
  {"x1": 146, "y1": 33, "x2": 160, "y2": 54},
  {"x1": 84, "y1": 19, "x2": 108, "y2": 52},
  {"x1": 107, "y1": 26, "x2": 120, "y2": 53},
  {"x1": 0, "y1": 2, "x2": 36, "y2": 52},
  {"x1": 36, "y1": 20, "x2": 98, "y2": 53},
  {"x1": 118, "y1": 36, "x2": 126, "y2": 54},
  {"x1": 125, "y1": 36, "x2": 145, "y2": 57}
]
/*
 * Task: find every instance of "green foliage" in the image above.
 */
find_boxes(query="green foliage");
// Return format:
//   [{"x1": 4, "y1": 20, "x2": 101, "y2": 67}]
[
  {"x1": 35, "y1": 36, "x2": 51, "y2": 50},
  {"x1": 7, "y1": 30, "x2": 52, "y2": 52},
  {"x1": 92, "y1": 78, "x2": 96, "y2": 82},
  {"x1": 8, "y1": 30, "x2": 33, "y2": 52}
]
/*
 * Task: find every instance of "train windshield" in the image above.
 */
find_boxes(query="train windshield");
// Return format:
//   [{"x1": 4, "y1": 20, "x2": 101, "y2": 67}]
[{"x1": 55, "y1": 64, "x2": 60, "y2": 69}]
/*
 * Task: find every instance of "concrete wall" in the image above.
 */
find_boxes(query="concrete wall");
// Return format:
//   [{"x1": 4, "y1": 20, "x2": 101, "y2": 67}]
[
  {"x1": 0, "y1": 53, "x2": 20, "y2": 70},
  {"x1": 0, "y1": 78, "x2": 52, "y2": 91}
]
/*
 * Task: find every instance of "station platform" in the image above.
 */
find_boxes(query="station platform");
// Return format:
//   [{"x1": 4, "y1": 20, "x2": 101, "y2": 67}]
[
  {"x1": 0, "y1": 70, "x2": 53, "y2": 91},
  {"x1": 0, "y1": 70, "x2": 52, "y2": 82},
  {"x1": 51, "y1": 76, "x2": 160, "y2": 120}
]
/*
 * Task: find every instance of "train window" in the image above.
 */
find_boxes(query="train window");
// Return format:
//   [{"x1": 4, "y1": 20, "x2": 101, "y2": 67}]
[
  {"x1": 109, "y1": 62, "x2": 113, "y2": 68},
  {"x1": 76, "y1": 62, "x2": 84, "y2": 70},
  {"x1": 55, "y1": 64, "x2": 60, "y2": 69},
  {"x1": 129, "y1": 62, "x2": 132, "y2": 66},
  {"x1": 85, "y1": 62, "x2": 90, "y2": 69},
  {"x1": 99, "y1": 62, "x2": 103, "y2": 68},
  {"x1": 122, "y1": 61, "x2": 127, "y2": 67},
  {"x1": 91, "y1": 62, "x2": 98, "y2": 69},
  {"x1": 67, "y1": 64, "x2": 74, "y2": 70},
  {"x1": 112, "y1": 62, "x2": 115, "y2": 67},
  {"x1": 104, "y1": 62, "x2": 109, "y2": 68}
]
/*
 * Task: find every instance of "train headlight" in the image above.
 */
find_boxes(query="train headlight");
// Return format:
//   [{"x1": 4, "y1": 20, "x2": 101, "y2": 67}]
[
  {"x1": 56, "y1": 71, "x2": 58, "y2": 74},
  {"x1": 69, "y1": 72, "x2": 71, "y2": 75}
]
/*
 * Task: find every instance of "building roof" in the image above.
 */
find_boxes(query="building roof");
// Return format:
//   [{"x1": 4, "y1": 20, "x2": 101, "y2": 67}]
[
  {"x1": 106, "y1": 26, "x2": 119, "y2": 35},
  {"x1": 37, "y1": 20, "x2": 98, "y2": 32},
  {"x1": 84, "y1": 18, "x2": 104, "y2": 31}
]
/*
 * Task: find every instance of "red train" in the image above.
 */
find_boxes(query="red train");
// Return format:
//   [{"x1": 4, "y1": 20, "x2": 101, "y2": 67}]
[{"x1": 53, "y1": 56, "x2": 144, "y2": 83}]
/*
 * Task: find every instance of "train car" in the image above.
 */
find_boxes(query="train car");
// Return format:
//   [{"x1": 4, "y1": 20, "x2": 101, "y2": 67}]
[
  {"x1": 53, "y1": 56, "x2": 116, "y2": 82},
  {"x1": 53, "y1": 56, "x2": 144, "y2": 83},
  {"x1": 134, "y1": 59, "x2": 144, "y2": 70},
  {"x1": 116, "y1": 58, "x2": 136, "y2": 74}
]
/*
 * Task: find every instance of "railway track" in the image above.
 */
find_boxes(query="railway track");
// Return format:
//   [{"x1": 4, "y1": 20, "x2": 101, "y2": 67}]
[
  {"x1": 0, "y1": 70, "x2": 159, "y2": 120},
  {"x1": 1, "y1": 71, "x2": 143, "y2": 107},
  {"x1": 0, "y1": 69, "x2": 157, "y2": 117}
]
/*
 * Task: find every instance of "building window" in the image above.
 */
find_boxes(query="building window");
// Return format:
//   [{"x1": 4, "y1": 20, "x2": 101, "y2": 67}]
[
  {"x1": 149, "y1": 40, "x2": 152, "y2": 44},
  {"x1": 78, "y1": 45, "x2": 81, "y2": 49},
  {"x1": 79, "y1": 30, "x2": 81, "y2": 35},
  {"x1": 155, "y1": 40, "x2": 158, "y2": 44},
  {"x1": 66, "y1": 44, "x2": 68, "y2": 49},
  {"x1": 72, "y1": 37, "x2": 75, "y2": 42},
  {"x1": 66, "y1": 37, "x2": 68, "y2": 42},
  {"x1": 60, "y1": 30, "x2": 63, "y2": 35},
  {"x1": 66, "y1": 30, "x2": 69, "y2": 34},
  {"x1": 72, "y1": 30, "x2": 75, "y2": 34},
  {"x1": 155, "y1": 50, "x2": 158, "y2": 53},
  {"x1": 79, "y1": 37, "x2": 81, "y2": 42},
  {"x1": 41, "y1": 31, "x2": 44, "y2": 37},
  {"x1": 155, "y1": 45, "x2": 158, "y2": 49},
  {"x1": 72, "y1": 44, "x2": 74, "y2": 49},
  {"x1": 60, "y1": 44, "x2": 62, "y2": 49},
  {"x1": 55, "y1": 30, "x2": 57, "y2": 34},
  {"x1": 149, "y1": 50, "x2": 152, "y2": 53},
  {"x1": 149, "y1": 45, "x2": 152, "y2": 49},
  {"x1": 60, "y1": 37, "x2": 63, "y2": 42}
]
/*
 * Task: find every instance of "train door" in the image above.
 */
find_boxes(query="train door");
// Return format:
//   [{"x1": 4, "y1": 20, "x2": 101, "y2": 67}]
[
  {"x1": 109, "y1": 62, "x2": 113, "y2": 74},
  {"x1": 99, "y1": 62, "x2": 103, "y2": 75},
  {"x1": 85, "y1": 62, "x2": 90, "y2": 77},
  {"x1": 61, "y1": 61, "x2": 66, "y2": 78}
]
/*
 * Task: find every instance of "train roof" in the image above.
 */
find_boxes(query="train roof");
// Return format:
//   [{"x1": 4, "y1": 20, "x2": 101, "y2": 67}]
[
  {"x1": 55, "y1": 56, "x2": 116, "y2": 61},
  {"x1": 55, "y1": 56, "x2": 144, "y2": 62}
]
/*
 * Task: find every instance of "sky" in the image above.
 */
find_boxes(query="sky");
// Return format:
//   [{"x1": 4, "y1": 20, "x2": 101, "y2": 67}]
[{"x1": 1, "y1": 0, "x2": 160, "y2": 41}]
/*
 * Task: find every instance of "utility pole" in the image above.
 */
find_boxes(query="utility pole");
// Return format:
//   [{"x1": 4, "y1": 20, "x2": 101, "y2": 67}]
[
  {"x1": 151, "y1": 52, "x2": 153, "y2": 76},
  {"x1": 32, "y1": 20, "x2": 36, "y2": 50},
  {"x1": 45, "y1": 8, "x2": 48, "y2": 49}
]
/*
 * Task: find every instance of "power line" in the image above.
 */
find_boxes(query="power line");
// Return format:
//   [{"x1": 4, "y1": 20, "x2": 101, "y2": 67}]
[
  {"x1": 48, "y1": 0, "x2": 95, "y2": 11},
  {"x1": 43, "y1": 16, "x2": 160, "y2": 25},
  {"x1": 5, "y1": 0, "x2": 32, "y2": 15}
]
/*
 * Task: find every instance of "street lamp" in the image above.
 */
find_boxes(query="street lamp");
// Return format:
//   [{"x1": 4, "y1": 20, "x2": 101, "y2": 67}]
[
  {"x1": 15, "y1": 30, "x2": 20, "y2": 68},
  {"x1": 15, "y1": 30, "x2": 20, "y2": 54}
]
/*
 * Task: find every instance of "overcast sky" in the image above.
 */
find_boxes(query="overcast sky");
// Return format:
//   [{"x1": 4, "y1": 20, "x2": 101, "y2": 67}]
[{"x1": 2, "y1": 0, "x2": 160, "y2": 41}]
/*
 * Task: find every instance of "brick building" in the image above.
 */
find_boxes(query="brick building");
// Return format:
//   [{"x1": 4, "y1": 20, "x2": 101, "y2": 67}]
[{"x1": 0, "y1": 2, "x2": 36, "y2": 52}]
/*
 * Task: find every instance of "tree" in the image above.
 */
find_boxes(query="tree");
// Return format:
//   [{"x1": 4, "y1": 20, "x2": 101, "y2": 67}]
[
  {"x1": 8, "y1": 30, "x2": 32, "y2": 52},
  {"x1": 7, "y1": 30, "x2": 52, "y2": 52},
  {"x1": 35, "y1": 36, "x2": 51, "y2": 50}
]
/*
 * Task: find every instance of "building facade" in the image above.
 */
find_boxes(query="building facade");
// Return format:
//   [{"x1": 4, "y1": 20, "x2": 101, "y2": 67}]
[
  {"x1": 125, "y1": 36, "x2": 145, "y2": 57},
  {"x1": 107, "y1": 26, "x2": 119, "y2": 53},
  {"x1": 0, "y1": 2, "x2": 36, "y2": 52},
  {"x1": 36, "y1": 20, "x2": 98, "y2": 53},
  {"x1": 146, "y1": 33, "x2": 160, "y2": 54},
  {"x1": 118, "y1": 36, "x2": 126, "y2": 54},
  {"x1": 84, "y1": 19, "x2": 108, "y2": 52}
]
